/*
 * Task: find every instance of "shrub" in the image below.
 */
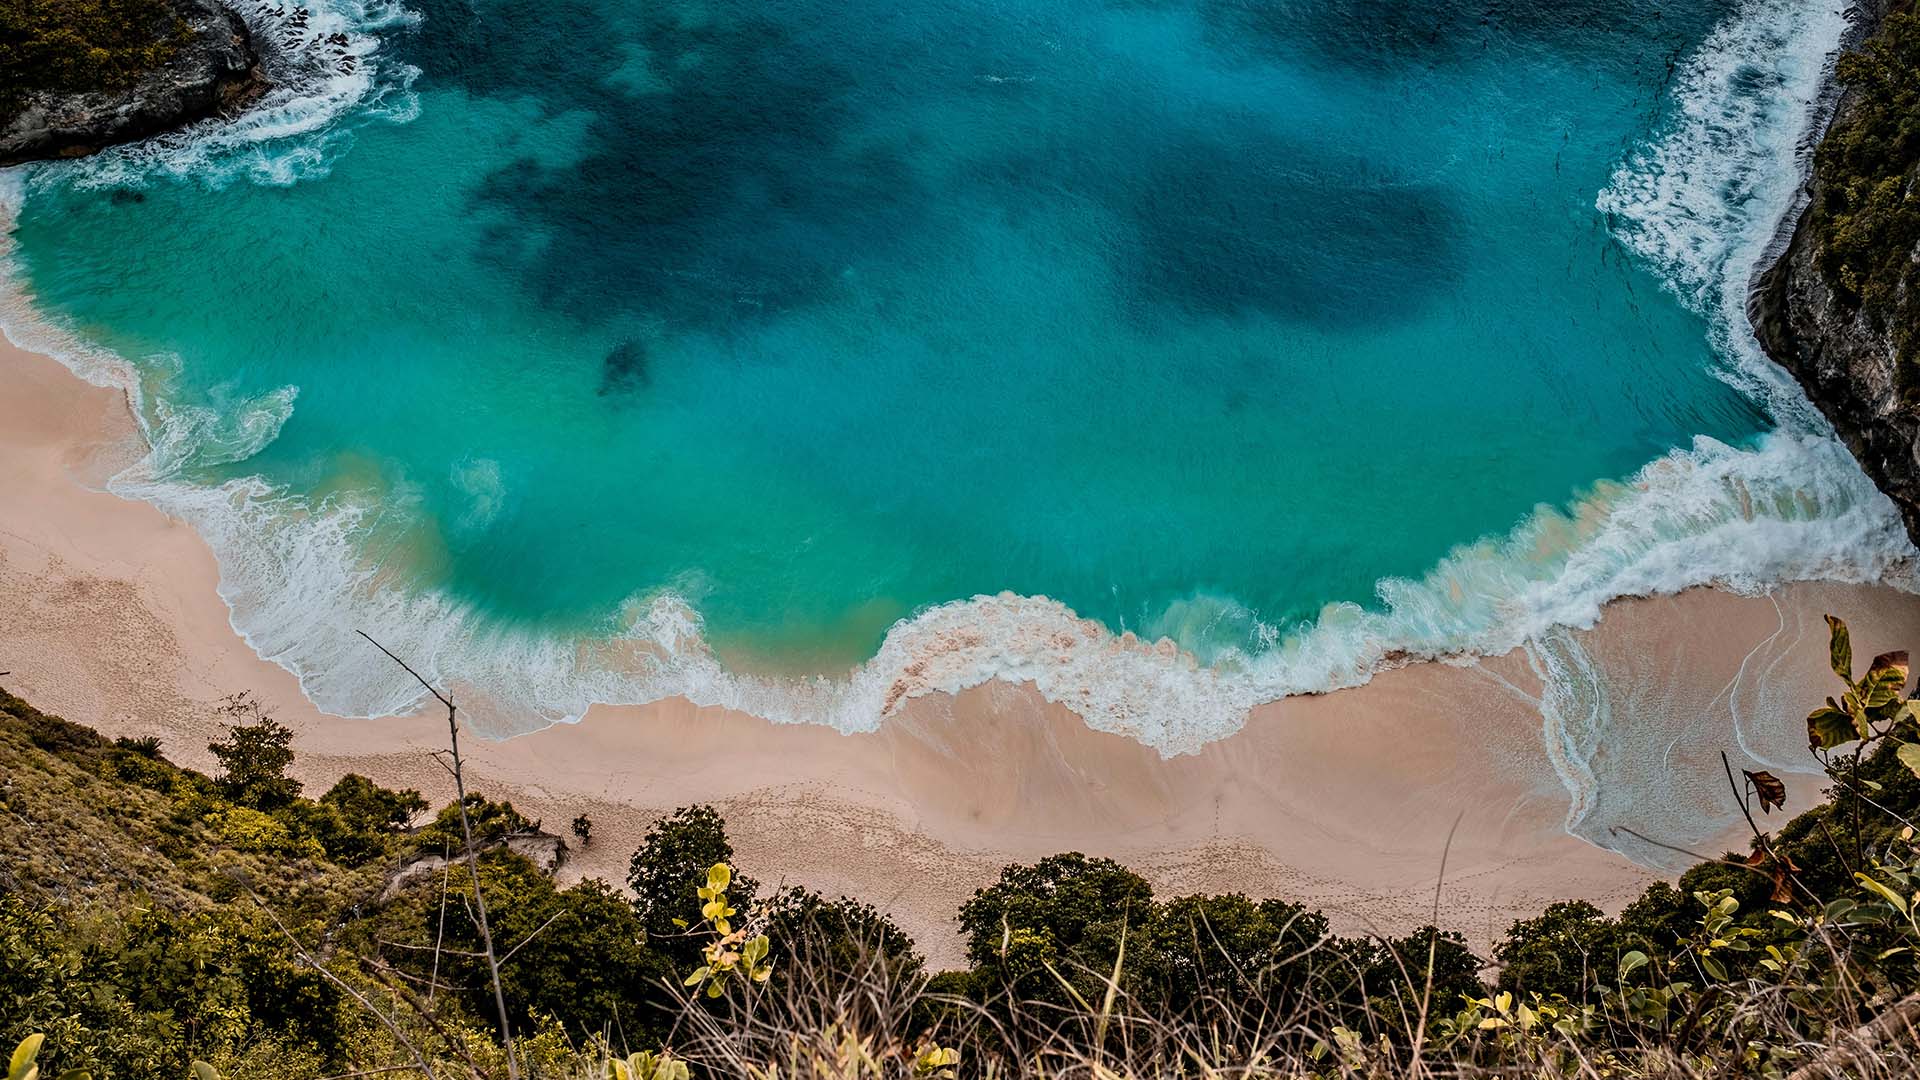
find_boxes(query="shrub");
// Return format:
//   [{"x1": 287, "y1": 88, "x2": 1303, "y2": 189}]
[{"x1": 207, "y1": 696, "x2": 300, "y2": 811}]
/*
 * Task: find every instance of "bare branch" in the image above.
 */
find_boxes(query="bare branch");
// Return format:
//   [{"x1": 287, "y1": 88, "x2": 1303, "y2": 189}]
[{"x1": 359, "y1": 630, "x2": 520, "y2": 1080}]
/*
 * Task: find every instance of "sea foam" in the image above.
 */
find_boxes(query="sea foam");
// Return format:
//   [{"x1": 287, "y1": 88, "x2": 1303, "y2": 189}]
[
  {"x1": 0, "y1": 0, "x2": 1914, "y2": 762},
  {"x1": 56, "y1": 0, "x2": 419, "y2": 189}
]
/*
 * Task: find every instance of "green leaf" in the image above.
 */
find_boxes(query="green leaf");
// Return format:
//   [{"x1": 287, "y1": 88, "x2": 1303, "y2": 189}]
[
  {"x1": 1809, "y1": 706, "x2": 1857, "y2": 751},
  {"x1": 1898, "y1": 742, "x2": 1920, "y2": 781},
  {"x1": 1843, "y1": 690, "x2": 1872, "y2": 740},
  {"x1": 707, "y1": 863, "x2": 731, "y2": 891},
  {"x1": 1700, "y1": 954, "x2": 1727, "y2": 982},
  {"x1": 1827, "y1": 614, "x2": 1853, "y2": 681},
  {"x1": 1618, "y1": 950, "x2": 1649, "y2": 981}
]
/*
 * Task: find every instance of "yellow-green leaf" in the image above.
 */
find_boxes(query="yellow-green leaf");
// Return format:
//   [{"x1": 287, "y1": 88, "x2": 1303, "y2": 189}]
[
  {"x1": 10, "y1": 1036, "x2": 44, "y2": 1080},
  {"x1": 190, "y1": 1064, "x2": 220, "y2": 1080},
  {"x1": 707, "y1": 863, "x2": 732, "y2": 891},
  {"x1": 1619, "y1": 950, "x2": 1649, "y2": 980},
  {"x1": 1856, "y1": 873, "x2": 1910, "y2": 915}
]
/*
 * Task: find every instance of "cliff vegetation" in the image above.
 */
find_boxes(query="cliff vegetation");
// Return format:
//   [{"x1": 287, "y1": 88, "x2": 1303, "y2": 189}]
[
  {"x1": 1808, "y1": 6, "x2": 1920, "y2": 391},
  {"x1": 0, "y1": 0, "x2": 186, "y2": 113}
]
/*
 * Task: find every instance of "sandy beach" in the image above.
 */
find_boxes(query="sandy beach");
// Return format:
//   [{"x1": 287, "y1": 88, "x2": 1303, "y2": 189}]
[{"x1": 7, "y1": 334, "x2": 1920, "y2": 966}]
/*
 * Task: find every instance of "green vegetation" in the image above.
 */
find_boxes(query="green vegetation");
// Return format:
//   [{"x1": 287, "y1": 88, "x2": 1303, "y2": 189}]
[
  {"x1": 0, "y1": 0, "x2": 186, "y2": 113},
  {"x1": 1812, "y1": 7, "x2": 1920, "y2": 387},
  {"x1": 9, "y1": 609, "x2": 1920, "y2": 1077}
]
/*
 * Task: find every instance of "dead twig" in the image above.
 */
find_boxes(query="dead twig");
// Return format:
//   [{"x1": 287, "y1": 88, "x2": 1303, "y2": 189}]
[{"x1": 359, "y1": 629, "x2": 520, "y2": 1080}]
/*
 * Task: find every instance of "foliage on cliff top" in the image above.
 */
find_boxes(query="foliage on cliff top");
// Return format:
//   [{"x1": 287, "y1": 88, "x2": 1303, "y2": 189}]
[
  {"x1": 1813, "y1": 8, "x2": 1920, "y2": 386},
  {"x1": 0, "y1": 0, "x2": 188, "y2": 115}
]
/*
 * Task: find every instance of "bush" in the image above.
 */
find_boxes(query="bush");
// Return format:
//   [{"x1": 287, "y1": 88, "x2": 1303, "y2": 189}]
[
  {"x1": 207, "y1": 696, "x2": 301, "y2": 811},
  {"x1": 958, "y1": 853, "x2": 1155, "y2": 1009},
  {"x1": 413, "y1": 792, "x2": 532, "y2": 855},
  {"x1": 0, "y1": 0, "x2": 184, "y2": 112}
]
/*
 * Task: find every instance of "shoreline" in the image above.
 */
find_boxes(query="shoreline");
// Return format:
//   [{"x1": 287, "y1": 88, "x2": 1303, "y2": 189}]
[{"x1": 9, "y1": 336, "x2": 1920, "y2": 965}]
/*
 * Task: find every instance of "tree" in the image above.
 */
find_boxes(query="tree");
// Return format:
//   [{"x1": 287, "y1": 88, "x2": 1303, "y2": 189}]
[
  {"x1": 1494, "y1": 900, "x2": 1619, "y2": 1001},
  {"x1": 628, "y1": 806, "x2": 758, "y2": 968},
  {"x1": 1364, "y1": 926, "x2": 1484, "y2": 1024},
  {"x1": 1140, "y1": 893, "x2": 1347, "y2": 1016},
  {"x1": 292, "y1": 774, "x2": 429, "y2": 865},
  {"x1": 957, "y1": 853, "x2": 1155, "y2": 1006},
  {"x1": 571, "y1": 814, "x2": 592, "y2": 847},
  {"x1": 206, "y1": 695, "x2": 300, "y2": 810},
  {"x1": 415, "y1": 793, "x2": 531, "y2": 854},
  {"x1": 414, "y1": 850, "x2": 676, "y2": 1043},
  {"x1": 764, "y1": 886, "x2": 924, "y2": 986}
]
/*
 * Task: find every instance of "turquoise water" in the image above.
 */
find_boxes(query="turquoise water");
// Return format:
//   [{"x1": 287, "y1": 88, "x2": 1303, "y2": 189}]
[{"x1": 3, "y1": 0, "x2": 1909, "y2": 743}]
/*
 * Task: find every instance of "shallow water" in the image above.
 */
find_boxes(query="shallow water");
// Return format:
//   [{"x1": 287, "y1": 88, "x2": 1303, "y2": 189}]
[{"x1": 2, "y1": 0, "x2": 1909, "y2": 743}]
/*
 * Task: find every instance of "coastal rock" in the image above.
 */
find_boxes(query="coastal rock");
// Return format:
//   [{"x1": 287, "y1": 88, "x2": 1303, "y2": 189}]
[
  {"x1": 1753, "y1": 0, "x2": 1920, "y2": 540},
  {"x1": 0, "y1": 0, "x2": 267, "y2": 167},
  {"x1": 378, "y1": 827, "x2": 571, "y2": 901}
]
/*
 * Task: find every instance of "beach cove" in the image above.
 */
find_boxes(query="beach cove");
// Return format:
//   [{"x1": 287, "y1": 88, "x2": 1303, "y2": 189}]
[
  {"x1": 8, "y1": 0, "x2": 1920, "y2": 969},
  {"x1": 10, "y1": 336, "x2": 1920, "y2": 964}
]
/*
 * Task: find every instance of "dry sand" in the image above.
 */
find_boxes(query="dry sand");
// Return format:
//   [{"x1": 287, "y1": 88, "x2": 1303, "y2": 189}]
[{"x1": 6, "y1": 336, "x2": 1919, "y2": 966}]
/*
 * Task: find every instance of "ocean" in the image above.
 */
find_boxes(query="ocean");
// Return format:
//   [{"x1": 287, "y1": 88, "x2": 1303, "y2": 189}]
[{"x1": 1, "y1": 0, "x2": 1910, "y2": 749}]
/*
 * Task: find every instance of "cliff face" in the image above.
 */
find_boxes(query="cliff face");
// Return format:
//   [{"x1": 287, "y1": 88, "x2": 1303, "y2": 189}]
[
  {"x1": 1753, "y1": 1, "x2": 1920, "y2": 541},
  {"x1": 0, "y1": 0, "x2": 266, "y2": 167}
]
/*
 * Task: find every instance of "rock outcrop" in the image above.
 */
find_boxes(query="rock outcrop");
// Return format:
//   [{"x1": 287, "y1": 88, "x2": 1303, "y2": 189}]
[
  {"x1": 0, "y1": 0, "x2": 266, "y2": 167},
  {"x1": 379, "y1": 827, "x2": 571, "y2": 901},
  {"x1": 1753, "y1": 0, "x2": 1920, "y2": 541}
]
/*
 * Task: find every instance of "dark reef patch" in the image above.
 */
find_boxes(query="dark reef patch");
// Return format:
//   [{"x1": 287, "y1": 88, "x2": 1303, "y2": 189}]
[
  {"x1": 598, "y1": 340, "x2": 650, "y2": 395},
  {"x1": 400, "y1": 0, "x2": 927, "y2": 334},
  {"x1": 394, "y1": 0, "x2": 1487, "y2": 342},
  {"x1": 1171, "y1": 0, "x2": 1739, "y2": 71},
  {"x1": 1116, "y1": 134, "x2": 1459, "y2": 325}
]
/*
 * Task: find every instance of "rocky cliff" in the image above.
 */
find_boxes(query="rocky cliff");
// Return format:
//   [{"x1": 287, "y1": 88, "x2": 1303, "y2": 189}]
[
  {"x1": 0, "y1": 0, "x2": 266, "y2": 167},
  {"x1": 1753, "y1": 1, "x2": 1920, "y2": 540}
]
